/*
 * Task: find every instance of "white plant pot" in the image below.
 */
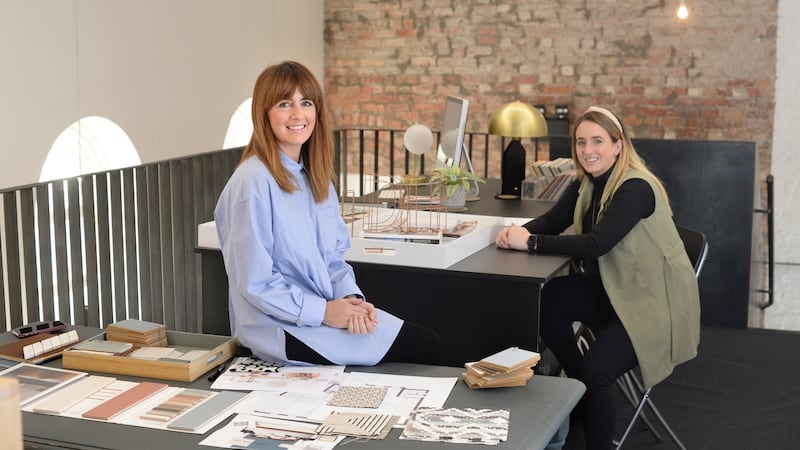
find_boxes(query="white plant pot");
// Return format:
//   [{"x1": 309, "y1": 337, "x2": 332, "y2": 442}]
[{"x1": 442, "y1": 185, "x2": 466, "y2": 208}]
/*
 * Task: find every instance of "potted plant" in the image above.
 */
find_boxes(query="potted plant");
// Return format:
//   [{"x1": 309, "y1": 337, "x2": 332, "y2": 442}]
[{"x1": 429, "y1": 165, "x2": 486, "y2": 208}]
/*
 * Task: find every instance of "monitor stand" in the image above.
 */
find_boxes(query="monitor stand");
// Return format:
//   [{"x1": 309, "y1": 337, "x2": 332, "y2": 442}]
[{"x1": 461, "y1": 144, "x2": 481, "y2": 201}]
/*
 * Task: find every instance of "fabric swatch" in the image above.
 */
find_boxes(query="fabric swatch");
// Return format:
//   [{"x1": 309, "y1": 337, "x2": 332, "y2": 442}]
[{"x1": 400, "y1": 407, "x2": 510, "y2": 445}]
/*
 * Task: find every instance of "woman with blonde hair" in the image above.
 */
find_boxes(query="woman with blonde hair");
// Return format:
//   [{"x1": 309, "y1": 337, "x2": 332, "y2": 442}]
[{"x1": 496, "y1": 106, "x2": 699, "y2": 449}]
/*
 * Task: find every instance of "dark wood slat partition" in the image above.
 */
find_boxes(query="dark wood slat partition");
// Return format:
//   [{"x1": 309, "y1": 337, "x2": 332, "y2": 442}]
[
  {"x1": 66, "y1": 178, "x2": 85, "y2": 326},
  {"x1": 109, "y1": 170, "x2": 127, "y2": 323},
  {"x1": 20, "y1": 188, "x2": 40, "y2": 322},
  {"x1": 3, "y1": 192, "x2": 24, "y2": 326},
  {"x1": 134, "y1": 165, "x2": 154, "y2": 323},
  {"x1": 1, "y1": 147, "x2": 244, "y2": 333},
  {"x1": 35, "y1": 185, "x2": 55, "y2": 321},
  {"x1": 95, "y1": 172, "x2": 114, "y2": 326},
  {"x1": 122, "y1": 168, "x2": 138, "y2": 320},
  {"x1": 146, "y1": 164, "x2": 165, "y2": 326}
]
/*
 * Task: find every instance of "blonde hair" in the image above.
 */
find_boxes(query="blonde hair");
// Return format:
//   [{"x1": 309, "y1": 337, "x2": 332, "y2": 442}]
[
  {"x1": 571, "y1": 108, "x2": 672, "y2": 215},
  {"x1": 240, "y1": 61, "x2": 336, "y2": 203}
]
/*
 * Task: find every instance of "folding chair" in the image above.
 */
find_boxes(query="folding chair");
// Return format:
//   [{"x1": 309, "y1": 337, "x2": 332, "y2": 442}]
[
  {"x1": 542, "y1": 224, "x2": 708, "y2": 448},
  {"x1": 611, "y1": 224, "x2": 708, "y2": 449},
  {"x1": 566, "y1": 224, "x2": 707, "y2": 449}
]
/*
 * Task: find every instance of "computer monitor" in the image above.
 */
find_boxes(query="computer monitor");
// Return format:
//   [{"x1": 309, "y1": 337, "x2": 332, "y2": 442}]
[{"x1": 435, "y1": 95, "x2": 470, "y2": 170}]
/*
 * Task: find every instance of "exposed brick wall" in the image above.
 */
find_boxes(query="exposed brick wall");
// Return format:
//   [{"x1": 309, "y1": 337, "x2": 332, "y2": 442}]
[{"x1": 324, "y1": 0, "x2": 776, "y2": 180}]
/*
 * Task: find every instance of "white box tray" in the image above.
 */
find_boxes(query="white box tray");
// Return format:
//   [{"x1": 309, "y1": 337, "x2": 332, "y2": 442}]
[{"x1": 345, "y1": 209, "x2": 504, "y2": 269}]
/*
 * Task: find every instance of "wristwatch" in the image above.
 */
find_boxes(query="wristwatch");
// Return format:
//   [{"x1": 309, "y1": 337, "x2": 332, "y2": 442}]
[{"x1": 527, "y1": 234, "x2": 539, "y2": 253}]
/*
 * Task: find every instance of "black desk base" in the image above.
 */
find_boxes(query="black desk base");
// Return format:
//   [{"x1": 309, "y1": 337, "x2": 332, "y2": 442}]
[
  {"x1": 351, "y1": 262, "x2": 541, "y2": 366},
  {"x1": 200, "y1": 250, "x2": 549, "y2": 367}
]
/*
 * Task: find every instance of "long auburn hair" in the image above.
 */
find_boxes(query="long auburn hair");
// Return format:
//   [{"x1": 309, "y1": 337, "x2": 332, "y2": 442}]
[
  {"x1": 240, "y1": 61, "x2": 335, "y2": 203},
  {"x1": 571, "y1": 108, "x2": 672, "y2": 215}
]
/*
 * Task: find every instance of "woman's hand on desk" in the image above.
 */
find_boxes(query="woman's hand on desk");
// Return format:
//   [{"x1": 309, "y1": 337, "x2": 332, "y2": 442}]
[
  {"x1": 323, "y1": 296, "x2": 378, "y2": 334},
  {"x1": 496, "y1": 224, "x2": 532, "y2": 252}
]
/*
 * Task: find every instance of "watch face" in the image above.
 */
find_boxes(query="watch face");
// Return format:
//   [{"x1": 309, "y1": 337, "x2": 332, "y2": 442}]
[{"x1": 528, "y1": 235, "x2": 537, "y2": 251}]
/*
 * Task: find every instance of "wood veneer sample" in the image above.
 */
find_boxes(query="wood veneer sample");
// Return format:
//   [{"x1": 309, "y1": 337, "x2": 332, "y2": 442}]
[{"x1": 32, "y1": 375, "x2": 116, "y2": 414}]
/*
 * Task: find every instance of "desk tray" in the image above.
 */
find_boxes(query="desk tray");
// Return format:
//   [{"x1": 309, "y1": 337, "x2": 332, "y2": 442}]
[
  {"x1": 345, "y1": 210, "x2": 505, "y2": 269},
  {"x1": 62, "y1": 331, "x2": 237, "y2": 382}
]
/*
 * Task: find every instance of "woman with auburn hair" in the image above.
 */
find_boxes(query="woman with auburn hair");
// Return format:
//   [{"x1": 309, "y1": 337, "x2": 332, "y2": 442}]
[
  {"x1": 496, "y1": 106, "x2": 700, "y2": 449},
  {"x1": 215, "y1": 61, "x2": 440, "y2": 366}
]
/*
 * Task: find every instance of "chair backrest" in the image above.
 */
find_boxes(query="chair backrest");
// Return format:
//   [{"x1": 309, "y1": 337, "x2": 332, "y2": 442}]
[{"x1": 676, "y1": 224, "x2": 709, "y2": 278}]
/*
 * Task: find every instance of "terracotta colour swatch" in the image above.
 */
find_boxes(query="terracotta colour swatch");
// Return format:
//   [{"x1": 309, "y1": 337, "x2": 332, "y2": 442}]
[{"x1": 82, "y1": 381, "x2": 168, "y2": 420}]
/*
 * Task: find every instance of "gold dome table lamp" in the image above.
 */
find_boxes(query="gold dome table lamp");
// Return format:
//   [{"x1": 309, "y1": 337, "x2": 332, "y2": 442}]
[{"x1": 488, "y1": 101, "x2": 549, "y2": 199}]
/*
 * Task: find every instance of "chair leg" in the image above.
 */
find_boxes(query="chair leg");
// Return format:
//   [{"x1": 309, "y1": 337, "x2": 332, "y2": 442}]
[
  {"x1": 628, "y1": 374, "x2": 686, "y2": 449},
  {"x1": 575, "y1": 324, "x2": 684, "y2": 449},
  {"x1": 614, "y1": 387, "x2": 652, "y2": 449},
  {"x1": 642, "y1": 395, "x2": 687, "y2": 450},
  {"x1": 574, "y1": 325, "x2": 664, "y2": 445},
  {"x1": 619, "y1": 373, "x2": 687, "y2": 450},
  {"x1": 616, "y1": 373, "x2": 663, "y2": 443}
]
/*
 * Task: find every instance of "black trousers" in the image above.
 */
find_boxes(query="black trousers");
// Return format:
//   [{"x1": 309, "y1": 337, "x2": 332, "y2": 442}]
[
  {"x1": 285, "y1": 321, "x2": 442, "y2": 366},
  {"x1": 539, "y1": 273, "x2": 638, "y2": 450}
]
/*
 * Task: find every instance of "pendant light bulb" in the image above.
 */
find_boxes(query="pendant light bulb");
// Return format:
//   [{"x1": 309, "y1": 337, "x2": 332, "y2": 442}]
[{"x1": 677, "y1": 1, "x2": 689, "y2": 19}]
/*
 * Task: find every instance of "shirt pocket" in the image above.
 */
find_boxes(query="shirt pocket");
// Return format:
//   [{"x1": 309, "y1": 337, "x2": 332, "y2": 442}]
[{"x1": 316, "y1": 204, "x2": 344, "y2": 259}]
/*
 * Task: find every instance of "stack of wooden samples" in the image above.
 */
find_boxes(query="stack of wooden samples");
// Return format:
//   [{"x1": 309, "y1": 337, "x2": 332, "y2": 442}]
[
  {"x1": 462, "y1": 347, "x2": 541, "y2": 389},
  {"x1": 105, "y1": 319, "x2": 168, "y2": 348}
]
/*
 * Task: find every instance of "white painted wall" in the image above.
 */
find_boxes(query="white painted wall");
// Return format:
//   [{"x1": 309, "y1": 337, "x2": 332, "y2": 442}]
[
  {"x1": 766, "y1": 0, "x2": 800, "y2": 330},
  {"x1": 0, "y1": 0, "x2": 324, "y2": 189}
]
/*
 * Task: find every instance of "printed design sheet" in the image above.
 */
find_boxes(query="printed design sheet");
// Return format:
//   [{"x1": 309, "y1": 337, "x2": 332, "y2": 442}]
[{"x1": 210, "y1": 357, "x2": 345, "y2": 393}]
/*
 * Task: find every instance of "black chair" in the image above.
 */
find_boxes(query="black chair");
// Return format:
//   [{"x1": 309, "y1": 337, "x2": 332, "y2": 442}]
[
  {"x1": 620, "y1": 224, "x2": 708, "y2": 449},
  {"x1": 570, "y1": 224, "x2": 708, "y2": 449}
]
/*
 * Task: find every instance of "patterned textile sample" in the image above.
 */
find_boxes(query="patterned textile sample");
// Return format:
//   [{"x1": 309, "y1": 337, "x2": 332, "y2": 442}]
[
  {"x1": 316, "y1": 412, "x2": 398, "y2": 439},
  {"x1": 400, "y1": 407, "x2": 510, "y2": 445},
  {"x1": 326, "y1": 385, "x2": 388, "y2": 408}
]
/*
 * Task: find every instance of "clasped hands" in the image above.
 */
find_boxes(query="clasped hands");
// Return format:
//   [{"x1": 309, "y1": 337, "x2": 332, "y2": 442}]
[
  {"x1": 495, "y1": 223, "x2": 531, "y2": 251},
  {"x1": 323, "y1": 296, "x2": 379, "y2": 335}
]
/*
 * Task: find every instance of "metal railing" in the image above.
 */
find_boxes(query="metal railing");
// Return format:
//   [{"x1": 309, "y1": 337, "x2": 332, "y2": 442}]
[{"x1": 334, "y1": 128, "x2": 555, "y2": 197}]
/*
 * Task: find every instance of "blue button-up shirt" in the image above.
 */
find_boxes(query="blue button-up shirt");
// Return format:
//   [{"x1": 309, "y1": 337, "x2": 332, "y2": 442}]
[{"x1": 214, "y1": 154, "x2": 402, "y2": 365}]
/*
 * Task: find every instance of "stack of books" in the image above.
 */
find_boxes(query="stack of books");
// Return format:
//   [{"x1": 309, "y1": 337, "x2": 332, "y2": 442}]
[
  {"x1": 537, "y1": 171, "x2": 576, "y2": 201},
  {"x1": 105, "y1": 319, "x2": 168, "y2": 348},
  {"x1": 530, "y1": 157, "x2": 575, "y2": 178},
  {"x1": 527, "y1": 158, "x2": 576, "y2": 201},
  {"x1": 462, "y1": 347, "x2": 541, "y2": 389}
]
